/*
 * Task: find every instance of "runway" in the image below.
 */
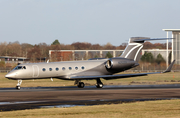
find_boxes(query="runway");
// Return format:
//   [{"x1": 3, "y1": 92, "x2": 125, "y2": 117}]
[{"x1": 0, "y1": 84, "x2": 180, "y2": 111}]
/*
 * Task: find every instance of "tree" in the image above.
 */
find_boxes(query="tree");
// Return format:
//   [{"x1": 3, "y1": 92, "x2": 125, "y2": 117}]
[
  {"x1": 156, "y1": 53, "x2": 165, "y2": 64},
  {"x1": 141, "y1": 52, "x2": 154, "y2": 63},
  {"x1": 105, "y1": 52, "x2": 113, "y2": 58},
  {"x1": 103, "y1": 42, "x2": 116, "y2": 50},
  {"x1": 51, "y1": 39, "x2": 60, "y2": 45},
  {"x1": 27, "y1": 45, "x2": 41, "y2": 62},
  {"x1": 71, "y1": 42, "x2": 91, "y2": 50},
  {"x1": 0, "y1": 42, "x2": 7, "y2": 56},
  {"x1": 94, "y1": 55, "x2": 99, "y2": 58}
]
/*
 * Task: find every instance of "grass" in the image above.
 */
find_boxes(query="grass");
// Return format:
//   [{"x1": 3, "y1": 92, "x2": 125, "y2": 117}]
[
  {"x1": 0, "y1": 99, "x2": 180, "y2": 118},
  {"x1": 0, "y1": 72, "x2": 180, "y2": 88}
]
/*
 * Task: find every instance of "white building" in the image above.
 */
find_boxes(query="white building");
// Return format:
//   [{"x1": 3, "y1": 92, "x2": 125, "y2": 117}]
[{"x1": 163, "y1": 29, "x2": 180, "y2": 65}]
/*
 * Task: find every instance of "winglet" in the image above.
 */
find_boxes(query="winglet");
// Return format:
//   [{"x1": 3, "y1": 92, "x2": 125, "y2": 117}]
[{"x1": 163, "y1": 60, "x2": 175, "y2": 73}]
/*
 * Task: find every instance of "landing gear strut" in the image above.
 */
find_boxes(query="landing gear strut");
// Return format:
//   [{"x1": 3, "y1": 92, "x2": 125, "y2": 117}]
[
  {"x1": 75, "y1": 80, "x2": 85, "y2": 88},
  {"x1": 96, "y1": 78, "x2": 103, "y2": 88},
  {"x1": 16, "y1": 80, "x2": 22, "y2": 90}
]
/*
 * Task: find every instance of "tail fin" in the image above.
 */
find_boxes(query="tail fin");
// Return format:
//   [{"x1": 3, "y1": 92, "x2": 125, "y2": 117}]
[
  {"x1": 120, "y1": 37, "x2": 174, "y2": 62},
  {"x1": 120, "y1": 37, "x2": 149, "y2": 62}
]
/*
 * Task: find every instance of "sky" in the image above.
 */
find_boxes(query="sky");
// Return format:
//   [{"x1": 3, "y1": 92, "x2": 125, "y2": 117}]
[{"x1": 0, "y1": 0, "x2": 180, "y2": 46}]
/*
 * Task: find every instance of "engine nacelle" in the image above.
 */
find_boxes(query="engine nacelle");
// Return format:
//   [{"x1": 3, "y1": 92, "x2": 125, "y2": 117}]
[
  {"x1": 105, "y1": 59, "x2": 113, "y2": 69},
  {"x1": 105, "y1": 58, "x2": 138, "y2": 73}
]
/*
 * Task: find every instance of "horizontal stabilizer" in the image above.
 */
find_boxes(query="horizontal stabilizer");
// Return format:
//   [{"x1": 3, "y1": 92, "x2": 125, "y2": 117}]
[{"x1": 134, "y1": 38, "x2": 174, "y2": 42}]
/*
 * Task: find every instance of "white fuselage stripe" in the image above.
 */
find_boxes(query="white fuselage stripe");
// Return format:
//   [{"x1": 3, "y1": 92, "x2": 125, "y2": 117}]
[
  {"x1": 134, "y1": 45, "x2": 143, "y2": 61},
  {"x1": 125, "y1": 43, "x2": 142, "y2": 59}
]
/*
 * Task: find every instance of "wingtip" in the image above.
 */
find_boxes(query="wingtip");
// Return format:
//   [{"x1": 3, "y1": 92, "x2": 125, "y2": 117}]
[{"x1": 163, "y1": 60, "x2": 175, "y2": 73}]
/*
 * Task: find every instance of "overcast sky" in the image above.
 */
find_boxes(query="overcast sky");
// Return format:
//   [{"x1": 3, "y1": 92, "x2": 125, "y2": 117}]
[{"x1": 0, "y1": 0, "x2": 180, "y2": 46}]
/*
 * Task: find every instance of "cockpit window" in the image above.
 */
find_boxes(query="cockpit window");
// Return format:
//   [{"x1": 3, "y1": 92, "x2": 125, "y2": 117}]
[
  {"x1": 14, "y1": 66, "x2": 26, "y2": 70},
  {"x1": 14, "y1": 66, "x2": 22, "y2": 70}
]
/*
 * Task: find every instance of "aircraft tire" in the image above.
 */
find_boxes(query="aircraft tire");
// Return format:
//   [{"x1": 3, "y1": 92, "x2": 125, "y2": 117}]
[
  {"x1": 16, "y1": 86, "x2": 21, "y2": 90},
  {"x1": 96, "y1": 84, "x2": 103, "y2": 88},
  {"x1": 78, "y1": 82, "x2": 85, "y2": 88}
]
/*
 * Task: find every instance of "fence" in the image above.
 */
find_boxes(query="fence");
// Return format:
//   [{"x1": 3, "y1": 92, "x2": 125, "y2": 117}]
[{"x1": 0, "y1": 70, "x2": 11, "y2": 73}]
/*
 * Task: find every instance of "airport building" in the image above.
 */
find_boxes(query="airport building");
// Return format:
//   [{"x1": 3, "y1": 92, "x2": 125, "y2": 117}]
[
  {"x1": 0, "y1": 56, "x2": 29, "y2": 64},
  {"x1": 163, "y1": 29, "x2": 180, "y2": 65},
  {"x1": 49, "y1": 49, "x2": 171, "y2": 62}
]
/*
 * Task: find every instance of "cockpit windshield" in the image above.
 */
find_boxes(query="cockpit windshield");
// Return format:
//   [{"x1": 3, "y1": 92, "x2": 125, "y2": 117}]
[{"x1": 14, "y1": 66, "x2": 26, "y2": 70}]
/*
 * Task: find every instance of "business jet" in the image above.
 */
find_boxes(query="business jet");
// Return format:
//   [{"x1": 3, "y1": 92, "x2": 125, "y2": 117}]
[{"x1": 5, "y1": 37, "x2": 175, "y2": 90}]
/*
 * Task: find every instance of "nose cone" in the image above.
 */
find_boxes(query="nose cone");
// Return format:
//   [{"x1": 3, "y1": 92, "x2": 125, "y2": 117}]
[{"x1": 5, "y1": 72, "x2": 17, "y2": 79}]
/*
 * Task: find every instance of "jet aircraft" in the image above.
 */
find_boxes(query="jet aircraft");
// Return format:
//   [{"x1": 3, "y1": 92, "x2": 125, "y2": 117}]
[{"x1": 5, "y1": 37, "x2": 175, "y2": 90}]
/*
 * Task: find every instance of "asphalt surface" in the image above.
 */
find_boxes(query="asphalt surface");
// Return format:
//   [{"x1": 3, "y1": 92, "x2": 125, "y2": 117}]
[{"x1": 0, "y1": 84, "x2": 180, "y2": 111}]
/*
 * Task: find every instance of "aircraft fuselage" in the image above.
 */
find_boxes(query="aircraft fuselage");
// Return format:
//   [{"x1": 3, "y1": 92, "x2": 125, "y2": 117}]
[{"x1": 5, "y1": 58, "x2": 137, "y2": 80}]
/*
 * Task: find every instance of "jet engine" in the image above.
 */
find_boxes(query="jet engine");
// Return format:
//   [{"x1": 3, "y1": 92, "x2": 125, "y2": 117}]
[
  {"x1": 105, "y1": 58, "x2": 138, "y2": 72},
  {"x1": 105, "y1": 59, "x2": 113, "y2": 69}
]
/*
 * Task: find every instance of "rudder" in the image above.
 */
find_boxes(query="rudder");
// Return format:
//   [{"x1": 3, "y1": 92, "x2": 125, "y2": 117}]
[{"x1": 120, "y1": 37, "x2": 150, "y2": 62}]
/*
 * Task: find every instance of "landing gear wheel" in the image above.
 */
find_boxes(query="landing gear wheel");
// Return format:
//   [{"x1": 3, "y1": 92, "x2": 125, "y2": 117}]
[
  {"x1": 16, "y1": 86, "x2": 21, "y2": 90},
  {"x1": 77, "y1": 82, "x2": 85, "y2": 88},
  {"x1": 16, "y1": 80, "x2": 22, "y2": 90},
  {"x1": 96, "y1": 78, "x2": 103, "y2": 88},
  {"x1": 96, "y1": 83, "x2": 103, "y2": 88}
]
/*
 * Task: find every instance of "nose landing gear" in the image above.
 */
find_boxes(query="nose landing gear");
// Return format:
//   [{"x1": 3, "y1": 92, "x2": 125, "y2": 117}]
[{"x1": 16, "y1": 80, "x2": 22, "y2": 90}]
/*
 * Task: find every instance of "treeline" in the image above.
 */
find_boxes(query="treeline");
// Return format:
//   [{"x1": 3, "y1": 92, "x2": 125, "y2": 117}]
[{"x1": 0, "y1": 39, "x2": 171, "y2": 60}]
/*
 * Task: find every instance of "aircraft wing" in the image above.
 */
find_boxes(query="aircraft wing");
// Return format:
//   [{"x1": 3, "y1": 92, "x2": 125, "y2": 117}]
[
  {"x1": 70, "y1": 60, "x2": 175, "y2": 80},
  {"x1": 70, "y1": 72, "x2": 157, "y2": 80}
]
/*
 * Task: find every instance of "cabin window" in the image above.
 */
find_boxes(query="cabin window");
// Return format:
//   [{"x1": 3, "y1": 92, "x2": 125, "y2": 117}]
[
  {"x1": 56, "y1": 68, "x2": 59, "y2": 71},
  {"x1": 62, "y1": 67, "x2": 65, "y2": 71},
  {"x1": 42, "y1": 68, "x2": 46, "y2": 71},
  {"x1": 75, "y1": 67, "x2": 78, "y2": 70},
  {"x1": 69, "y1": 67, "x2": 72, "y2": 70},
  {"x1": 49, "y1": 68, "x2": 52, "y2": 71},
  {"x1": 81, "y1": 66, "x2": 85, "y2": 70}
]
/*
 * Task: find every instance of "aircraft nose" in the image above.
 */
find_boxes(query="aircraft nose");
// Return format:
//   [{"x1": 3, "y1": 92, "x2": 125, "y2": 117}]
[{"x1": 5, "y1": 72, "x2": 17, "y2": 79}]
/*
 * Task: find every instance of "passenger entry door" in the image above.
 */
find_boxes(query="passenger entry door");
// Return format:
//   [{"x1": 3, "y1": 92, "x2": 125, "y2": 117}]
[{"x1": 32, "y1": 65, "x2": 39, "y2": 77}]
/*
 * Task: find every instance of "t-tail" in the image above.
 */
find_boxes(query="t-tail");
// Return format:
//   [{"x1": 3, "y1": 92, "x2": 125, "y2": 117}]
[
  {"x1": 120, "y1": 37, "x2": 173, "y2": 62},
  {"x1": 120, "y1": 37, "x2": 148, "y2": 62}
]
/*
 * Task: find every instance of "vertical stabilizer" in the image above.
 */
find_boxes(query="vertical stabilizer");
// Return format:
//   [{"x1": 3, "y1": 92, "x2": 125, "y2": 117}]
[{"x1": 120, "y1": 37, "x2": 150, "y2": 62}]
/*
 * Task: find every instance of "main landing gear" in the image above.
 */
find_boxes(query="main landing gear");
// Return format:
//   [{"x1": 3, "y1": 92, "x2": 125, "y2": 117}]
[
  {"x1": 96, "y1": 78, "x2": 103, "y2": 88},
  {"x1": 78, "y1": 82, "x2": 85, "y2": 88},
  {"x1": 16, "y1": 80, "x2": 22, "y2": 90},
  {"x1": 75, "y1": 80, "x2": 85, "y2": 88},
  {"x1": 75, "y1": 78, "x2": 104, "y2": 88}
]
